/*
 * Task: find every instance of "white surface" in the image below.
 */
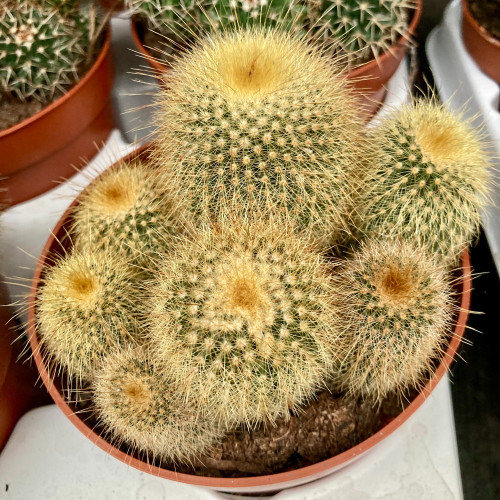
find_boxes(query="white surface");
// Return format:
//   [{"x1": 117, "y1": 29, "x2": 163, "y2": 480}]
[
  {"x1": 0, "y1": 378, "x2": 462, "y2": 500},
  {"x1": 0, "y1": 13, "x2": 463, "y2": 500},
  {"x1": 426, "y1": 0, "x2": 500, "y2": 275}
]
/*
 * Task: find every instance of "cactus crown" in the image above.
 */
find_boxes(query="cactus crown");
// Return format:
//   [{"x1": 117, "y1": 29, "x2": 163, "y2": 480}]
[
  {"x1": 153, "y1": 27, "x2": 364, "y2": 244},
  {"x1": 306, "y1": 0, "x2": 415, "y2": 68},
  {"x1": 37, "y1": 250, "x2": 143, "y2": 382},
  {"x1": 72, "y1": 159, "x2": 187, "y2": 266},
  {"x1": 358, "y1": 99, "x2": 490, "y2": 265},
  {"x1": 93, "y1": 347, "x2": 221, "y2": 463},
  {"x1": 0, "y1": 0, "x2": 94, "y2": 102},
  {"x1": 148, "y1": 214, "x2": 339, "y2": 427},
  {"x1": 332, "y1": 239, "x2": 453, "y2": 403}
]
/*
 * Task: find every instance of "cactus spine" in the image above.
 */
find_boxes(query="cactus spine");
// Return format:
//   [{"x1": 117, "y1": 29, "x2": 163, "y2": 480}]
[
  {"x1": 358, "y1": 99, "x2": 490, "y2": 265},
  {"x1": 93, "y1": 347, "x2": 222, "y2": 463},
  {"x1": 153, "y1": 28, "x2": 364, "y2": 244},
  {"x1": 147, "y1": 214, "x2": 340, "y2": 428},
  {"x1": 331, "y1": 239, "x2": 454, "y2": 403}
]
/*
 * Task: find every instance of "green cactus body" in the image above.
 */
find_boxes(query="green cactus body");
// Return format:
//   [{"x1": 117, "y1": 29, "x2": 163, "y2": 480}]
[
  {"x1": 153, "y1": 28, "x2": 364, "y2": 244},
  {"x1": 37, "y1": 250, "x2": 144, "y2": 381},
  {"x1": 306, "y1": 0, "x2": 414, "y2": 68},
  {"x1": 94, "y1": 348, "x2": 222, "y2": 463},
  {"x1": 148, "y1": 215, "x2": 339, "y2": 428},
  {"x1": 0, "y1": 1, "x2": 91, "y2": 102},
  {"x1": 331, "y1": 239, "x2": 453, "y2": 402},
  {"x1": 72, "y1": 159, "x2": 186, "y2": 266},
  {"x1": 359, "y1": 100, "x2": 490, "y2": 265}
]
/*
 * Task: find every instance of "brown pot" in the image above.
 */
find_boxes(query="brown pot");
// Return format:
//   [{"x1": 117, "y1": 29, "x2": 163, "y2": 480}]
[
  {"x1": 130, "y1": 0, "x2": 422, "y2": 119},
  {"x1": 0, "y1": 279, "x2": 51, "y2": 451},
  {"x1": 26, "y1": 146, "x2": 472, "y2": 494},
  {"x1": 0, "y1": 30, "x2": 115, "y2": 208},
  {"x1": 461, "y1": 0, "x2": 500, "y2": 84}
]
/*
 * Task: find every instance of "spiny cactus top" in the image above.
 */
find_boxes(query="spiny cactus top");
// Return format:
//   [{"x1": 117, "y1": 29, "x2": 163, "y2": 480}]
[
  {"x1": 72, "y1": 158, "x2": 187, "y2": 266},
  {"x1": 153, "y1": 28, "x2": 364, "y2": 244},
  {"x1": 147, "y1": 214, "x2": 340, "y2": 428},
  {"x1": 359, "y1": 99, "x2": 490, "y2": 265},
  {"x1": 306, "y1": 0, "x2": 415, "y2": 68},
  {"x1": 331, "y1": 239, "x2": 453, "y2": 403},
  {"x1": 0, "y1": 0, "x2": 92, "y2": 102},
  {"x1": 37, "y1": 250, "x2": 144, "y2": 382},
  {"x1": 94, "y1": 347, "x2": 222, "y2": 463}
]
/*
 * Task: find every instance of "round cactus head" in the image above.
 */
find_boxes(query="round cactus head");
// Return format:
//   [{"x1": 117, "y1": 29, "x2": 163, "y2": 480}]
[
  {"x1": 72, "y1": 158, "x2": 187, "y2": 266},
  {"x1": 359, "y1": 99, "x2": 491, "y2": 266},
  {"x1": 93, "y1": 347, "x2": 222, "y2": 464},
  {"x1": 331, "y1": 239, "x2": 454, "y2": 403},
  {"x1": 153, "y1": 27, "x2": 364, "y2": 245},
  {"x1": 147, "y1": 214, "x2": 340, "y2": 427},
  {"x1": 36, "y1": 250, "x2": 144, "y2": 382},
  {"x1": 306, "y1": 0, "x2": 415, "y2": 68}
]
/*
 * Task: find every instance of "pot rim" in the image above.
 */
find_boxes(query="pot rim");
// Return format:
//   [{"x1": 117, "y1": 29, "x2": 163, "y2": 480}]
[
  {"x1": 461, "y1": 0, "x2": 500, "y2": 49},
  {"x1": 0, "y1": 30, "x2": 112, "y2": 139},
  {"x1": 27, "y1": 144, "x2": 471, "y2": 491}
]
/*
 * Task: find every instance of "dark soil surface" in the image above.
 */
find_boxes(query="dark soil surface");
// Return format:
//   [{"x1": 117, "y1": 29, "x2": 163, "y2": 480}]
[{"x1": 466, "y1": 0, "x2": 500, "y2": 40}]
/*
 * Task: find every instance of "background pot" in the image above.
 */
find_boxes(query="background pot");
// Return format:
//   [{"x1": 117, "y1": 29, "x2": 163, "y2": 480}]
[
  {"x1": 27, "y1": 146, "x2": 472, "y2": 494},
  {"x1": 461, "y1": 0, "x2": 500, "y2": 84},
  {"x1": 0, "y1": 30, "x2": 115, "y2": 208},
  {"x1": 130, "y1": 0, "x2": 422, "y2": 119}
]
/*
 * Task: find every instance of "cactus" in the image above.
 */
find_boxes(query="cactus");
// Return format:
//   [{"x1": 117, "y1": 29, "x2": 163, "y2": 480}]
[
  {"x1": 358, "y1": 99, "x2": 491, "y2": 266},
  {"x1": 153, "y1": 27, "x2": 364, "y2": 244},
  {"x1": 37, "y1": 250, "x2": 144, "y2": 382},
  {"x1": 147, "y1": 214, "x2": 340, "y2": 428},
  {"x1": 306, "y1": 0, "x2": 415, "y2": 68},
  {"x1": 0, "y1": 0, "x2": 93, "y2": 102},
  {"x1": 331, "y1": 239, "x2": 454, "y2": 403},
  {"x1": 71, "y1": 158, "x2": 187, "y2": 266},
  {"x1": 93, "y1": 347, "x2": 222, "y2": 463}
]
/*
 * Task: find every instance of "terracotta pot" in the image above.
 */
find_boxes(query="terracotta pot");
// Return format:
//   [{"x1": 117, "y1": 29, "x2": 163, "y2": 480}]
[
  {"x1": 130, "y1": 0, "x2": 422, "y2": 118},
  {"x1": 461, "y1": 0, "x2": 500, "y2": 84},
  {"x1": 0, "y1": 30, "x2": 115, "y2": 208},
  {"x1": 0, "y1": 279, "x2": 51, "y2": 451},
  {"x1": 27, "y1": 146, "x2": 471, "y2": 494}
]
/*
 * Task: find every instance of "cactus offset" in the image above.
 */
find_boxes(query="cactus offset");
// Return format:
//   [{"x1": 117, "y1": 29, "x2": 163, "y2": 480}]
[
  {"x1": 153, "y1": 28, "x2": 364, "y2": 244},
  {"x1": 37, "y1": 250, "x2": 144, "y2": 382},
  {"x1": 306, "y1": 0, "x2": 415, "y2": 68},
  {"x1": 147, "y1": 214, "x2": 340, "y2": 428},
  {"x1": 93, "y1": 347, "x2": 222, "y2": 463},
  {"x1": 331, "y1": 239, "x2": 454, "y2": 403},
  {"x1": 72, "y1": 159, "x2": 187, "y2": 266},
  {"x1": 358, "y1": 99, "x2": 490, "y2": 266}
]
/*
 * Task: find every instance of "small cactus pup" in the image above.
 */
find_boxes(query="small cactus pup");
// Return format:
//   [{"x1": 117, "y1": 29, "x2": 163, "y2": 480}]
[
  {"x1": 71, "y1": 158, "x2": 187, "y2": 266},
  {"x1": 36, "y1": 249, "x2": 144, "y2": 382},
  {"x1": 147, "y1": 214, "x2": 340, "y2": 428},
  {"x1": 358, "y1": 99, "x2": 491, "y2": 266},
  {"x1": 0, "y1": 0, "x2": 97, "y2": 104},
  {"x1": 331, "y1": 239, "x2": 454, "y2": 403},
  {"x1": 93, "y1": 347, "x2": 222, "y2": 464},
  {"x1": 153, "y1": 27, "x2": 365, "y2": 245},
  {"x1": 306, "y1": 0, "x2": 416, "y2": 68}
]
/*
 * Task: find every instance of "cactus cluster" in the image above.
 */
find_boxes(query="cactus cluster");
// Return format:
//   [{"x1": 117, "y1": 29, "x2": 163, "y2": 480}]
[
  {"x1": 0, "y1": 0, "x2": 94, "y2": 102},
  {"x1": 306, "y1": 0, "x2": 415, "y2": 68},
  {"x1": 148, "y1": 214, "x2": 339, "y2": 427},
  {"x1": 154, "y1": 28, "x2": 364, "y2": 243},
  {"x1": 358, "y1": 100, "x2": 490, "y2": 266}
]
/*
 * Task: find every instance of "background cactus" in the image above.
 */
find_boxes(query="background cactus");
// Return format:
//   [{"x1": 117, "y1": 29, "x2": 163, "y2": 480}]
[
  {"x1": 94, "y1": 347, "x2": 222, "y2": 463},
  {"x1": 0, "y1": 0, "x2": 96, "y2": 102},
  {"x1": 147, "y1": 214, "x2": 340, "y2": 428},
  {"x1": 71, "y1": 158, "x2": 187, "y2": 266},
  {"x1": 153, "y1": 28, "x2": 365, "y2": 244},
  {"x1": 306, "y1": 0, "x2": 415, "y2": 68},
  {"x1": 331, "y1": 239, "x2": 454, "y2": 403},
  {"x1": 37, "y1": 250, "x2": 144, "y2": 382},
  {"x1": 357, "y1": 99, "x2": 491, "y2": 266}
]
